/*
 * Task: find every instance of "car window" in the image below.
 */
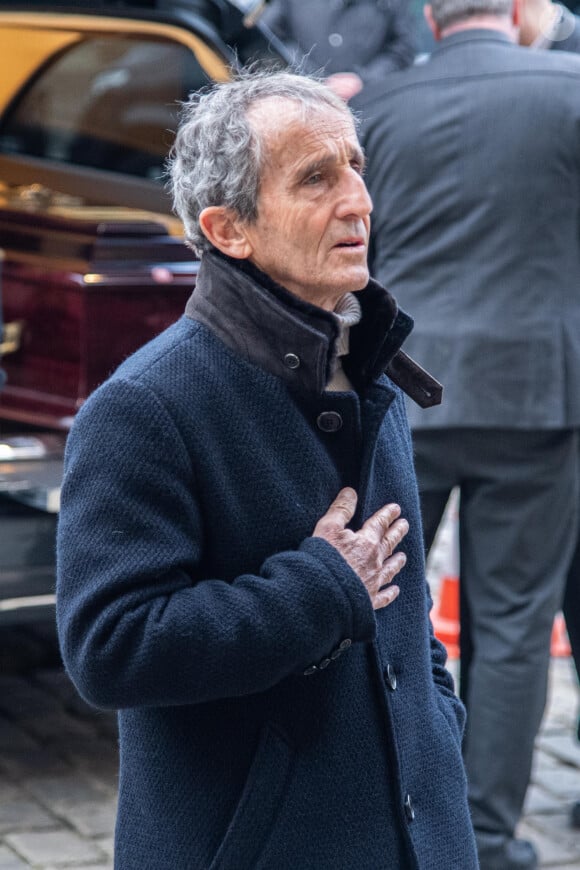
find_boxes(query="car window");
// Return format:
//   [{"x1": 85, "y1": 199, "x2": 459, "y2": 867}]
[{"x1": 0, "y1": 33, "x2": 213, "y2": 183}]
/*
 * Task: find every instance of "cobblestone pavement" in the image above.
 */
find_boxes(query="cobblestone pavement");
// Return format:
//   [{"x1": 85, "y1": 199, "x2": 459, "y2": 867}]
[
  {"x1": 428, "y1": 493, "x2": 580, "y2": 869},
  {"x1": 0, "y1": 620, "x2": 578, "y2": 869},
  {"x1": 0, "y1": 623, "x2": 117, "y2": 870},
  {"x1": 520, "y1": 656, "x2": 580, "y2": 869}
]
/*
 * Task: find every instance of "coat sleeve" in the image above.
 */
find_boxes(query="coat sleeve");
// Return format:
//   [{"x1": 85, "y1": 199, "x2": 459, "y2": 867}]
[
  {"x1": 427, "y1": 586, "x2": 467, "y2": 738},
  {"x1": 56, "y1": 377, "x2": 376, "y2": 710}
]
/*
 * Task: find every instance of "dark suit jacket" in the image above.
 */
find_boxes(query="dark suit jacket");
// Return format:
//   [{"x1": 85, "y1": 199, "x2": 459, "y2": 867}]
[{"x1": 354, "y1": 29, "x2": 580, "y2": 430}]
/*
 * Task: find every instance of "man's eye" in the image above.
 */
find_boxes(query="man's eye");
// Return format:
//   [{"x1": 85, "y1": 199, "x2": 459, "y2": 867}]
[
  {"x1": 351, "y1": 161, "x2": 364, "y2": 175},
  {"x1": 305, "y1": 173, "x2": 322, "y2": 185}
]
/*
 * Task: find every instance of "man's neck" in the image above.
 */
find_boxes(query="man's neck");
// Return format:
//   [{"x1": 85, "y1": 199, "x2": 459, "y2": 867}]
[
  {"x1": 440, "y1": 14, "x2": 517, "y2": 41},
  {"x1": 520, "y1": 1, "x2": 560, "y2": 45}
]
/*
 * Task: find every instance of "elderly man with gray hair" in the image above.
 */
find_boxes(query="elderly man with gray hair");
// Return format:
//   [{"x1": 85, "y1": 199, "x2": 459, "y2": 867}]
[
  {"x1": 56, "y1": 70, "x2": 477, "y2": 869},
  {"x1": 353, "y1": 0, "x2": 580, "y2": 867}
]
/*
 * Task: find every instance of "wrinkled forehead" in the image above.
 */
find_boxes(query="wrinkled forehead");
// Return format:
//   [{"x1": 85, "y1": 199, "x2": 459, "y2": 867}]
[
  {"x1": 247, "y1": 96, "x2": 360, "y2": 167},
  {"x1": 247, "y1": 93, "x2": 354, "y2": 126}
]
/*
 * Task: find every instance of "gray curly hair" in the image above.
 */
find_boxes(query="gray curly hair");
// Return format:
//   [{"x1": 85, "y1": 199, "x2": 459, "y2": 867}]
[
  {"x1": 429, "y1": 0, "x2": 512, "y2": 29},
  {"x1": 167, "y1": 70, "x2": 353, "y2": 256}
]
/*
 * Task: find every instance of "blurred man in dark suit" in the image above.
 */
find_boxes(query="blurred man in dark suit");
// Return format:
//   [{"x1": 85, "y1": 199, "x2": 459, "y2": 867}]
[
  {"x1": 520, "y1": 0, "x2": 580, "y2": 833},
  {"x1": 353, "y1": 0, "x2": 580, "y2": 866},
  {"x1": 262, "y1": 0, "x2": 416, "y2": 100}
]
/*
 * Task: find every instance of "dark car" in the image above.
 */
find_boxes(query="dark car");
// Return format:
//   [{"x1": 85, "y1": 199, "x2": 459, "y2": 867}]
[{"x1": 0, "y1": 0, "x2": 287, "y2": 621}]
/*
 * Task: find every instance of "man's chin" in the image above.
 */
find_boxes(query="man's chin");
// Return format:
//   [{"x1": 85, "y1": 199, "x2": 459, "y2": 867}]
[{"x1": 343, "y1": 266, "x2": 370, "y2": 294}]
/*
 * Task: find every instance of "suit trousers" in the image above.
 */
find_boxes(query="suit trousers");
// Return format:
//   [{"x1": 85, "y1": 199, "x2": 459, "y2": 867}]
[{"x1": 412, "y1": 427, "x2": 578, "y2": 864}]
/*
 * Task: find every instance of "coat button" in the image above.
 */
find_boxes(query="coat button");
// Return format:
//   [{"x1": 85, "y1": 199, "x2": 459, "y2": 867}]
[
  {"x1": 317, "y1": 411, "x2": 343, "y2": 432},
  {"x1": 284, "y1": 353, "x2": 300, "y2": 369},
  {"x1": 331, "y1": 637, "x2": 352, "y2": 659},
  {"x1": 404, "y1": 794, "x2": 415, "y2": 822},
  {"x1": 385, "y1": 664, "x2": 397, "y2": 691}
]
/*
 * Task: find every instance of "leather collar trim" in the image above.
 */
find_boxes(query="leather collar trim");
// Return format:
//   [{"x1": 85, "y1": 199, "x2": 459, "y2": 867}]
[{"x1": 185, "y1": 250, "x2": 441, "y2": 406}]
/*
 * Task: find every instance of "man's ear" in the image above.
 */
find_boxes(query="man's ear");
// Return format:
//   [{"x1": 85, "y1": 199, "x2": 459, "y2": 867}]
[
  {"x1": 198, "y1": 206, "x2": 252, "y2": 259},
  {"x1": 424, "y1": 4, "x2": 441, "y2": 40}
]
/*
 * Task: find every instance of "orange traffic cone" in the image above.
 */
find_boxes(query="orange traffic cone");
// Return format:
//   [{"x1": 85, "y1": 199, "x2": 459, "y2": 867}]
[
  {"x1": 551, "y1": 612, "x2": 571, "y2": 658},
  {"x1": 431, "y1": 495, "x2": 460, "y2": 660},
  {"x1": 433, "y1": 575, "x2": 460, "y2": 660}
]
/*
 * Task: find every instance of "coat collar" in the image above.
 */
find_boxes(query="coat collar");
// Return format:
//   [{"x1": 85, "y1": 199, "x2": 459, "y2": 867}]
[
  {"x1": 185, "y1": 250, "x2": 441, "y2": 407},
  {"x1": 433, "y1": 27, "x2": 514, "y2": 54}
]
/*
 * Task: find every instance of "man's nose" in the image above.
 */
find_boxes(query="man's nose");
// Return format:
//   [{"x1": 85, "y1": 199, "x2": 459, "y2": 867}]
[{"x1": 337, "y1": 170, "x2": 373, "y2": 219}]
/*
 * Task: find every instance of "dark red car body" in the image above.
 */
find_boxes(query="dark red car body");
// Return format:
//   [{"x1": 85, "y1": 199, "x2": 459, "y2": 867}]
[{"x1": 0, "y1": 0, "x2": 286, "y2": 620}]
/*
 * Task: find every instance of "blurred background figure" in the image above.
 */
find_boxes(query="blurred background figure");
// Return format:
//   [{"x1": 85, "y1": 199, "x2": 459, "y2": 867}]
[
  {"x1": 519, "y1": 0, "x2": 580, "y2": 46},
  {"x1": 519, "y1": 0, "x2": 580, "y2": 834},
  {"x1": 353, "y1": 0, "x2": 580, "y2": 866},
  {"x1": 262, "y1": 0, "x2": 417, "y2": 99}
]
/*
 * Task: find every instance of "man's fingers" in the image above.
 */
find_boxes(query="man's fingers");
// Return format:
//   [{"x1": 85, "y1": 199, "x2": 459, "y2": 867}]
[
  {"x1": 362, "y1": 502, "x2": 402, "y2": 540},
  {"x1": 313, "y1": 493, "x2": 408, "y2": 613},
  {"x1": 373, "y1": 584, "x2": 400, "y2": 611},
  {"x1": 361, "y1": 505, "x2": 409, "y2": 557},
  {"x1": 313, "y1": 487, "x2": 358, "y2": 537},
  {"x1": 370, "y1": 552, "x2": 406, "y2": 610},
  {"x1": 380, "y1": 551, "x2": 407, "y2": 585},
  {"x1": 378, "y1": 517, "x2": 409, "y2": 561}
]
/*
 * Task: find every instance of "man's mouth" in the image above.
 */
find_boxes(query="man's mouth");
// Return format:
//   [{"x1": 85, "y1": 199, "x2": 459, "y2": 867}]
[{"x1": 334, "y1": 238, "x2": 366, "y2": 249}]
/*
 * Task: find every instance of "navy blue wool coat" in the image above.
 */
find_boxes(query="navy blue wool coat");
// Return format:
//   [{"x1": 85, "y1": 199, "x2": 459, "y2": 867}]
[{"x1": 56, "y1": 252, "x2": 477, "y2": 869}]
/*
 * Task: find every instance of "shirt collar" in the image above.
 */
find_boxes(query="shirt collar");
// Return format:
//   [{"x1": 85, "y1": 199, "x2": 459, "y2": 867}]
[
  {"x1": 433, "y1": 27, "x2": 514, "y2": 54},
  {"x1": 334, "y1": 293, "x2": 362, "y2": 358}
]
